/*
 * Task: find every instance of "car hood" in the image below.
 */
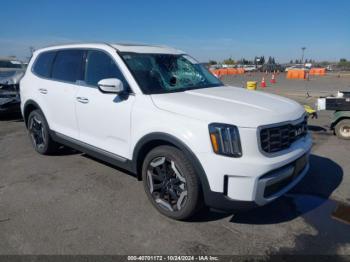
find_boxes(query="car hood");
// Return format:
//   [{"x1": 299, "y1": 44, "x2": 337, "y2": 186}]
[{"x1": 150, "y1": 86, "x2": 305, "y2": 128}]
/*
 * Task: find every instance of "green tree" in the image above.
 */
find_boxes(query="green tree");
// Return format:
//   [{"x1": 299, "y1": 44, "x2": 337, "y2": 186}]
[
  {"x1": 254, "y1": 56, "x2": 265, "y2": 65},
  {"x1": 260, "y1": 56, "x2": 265, "y2": 65},
  {"x1": 338, "y1": 58, "x2": 350, "y2": 69},
  {"x1": 208, "y1": 60, "x2": 217, "y2": 65},
  {"x1": 223, "y1": 58, "x2": 235, "y2": 65}
]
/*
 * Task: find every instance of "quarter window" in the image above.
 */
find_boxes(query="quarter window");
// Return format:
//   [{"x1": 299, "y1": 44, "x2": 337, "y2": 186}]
[
  {"x1": 33, "y1": 51, "x2": 56, "y2": 78},
  {"x1": 51, "y1": 50, "x2": 84, "y2": 83},
  {"x1": 84, "y1": 50, "x2": 128, "y2": 88}
]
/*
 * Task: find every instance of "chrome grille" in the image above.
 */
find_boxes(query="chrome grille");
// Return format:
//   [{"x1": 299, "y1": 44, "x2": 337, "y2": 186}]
[{"x1": 260, "y1": 117, "x2": 308, "y2": 153}]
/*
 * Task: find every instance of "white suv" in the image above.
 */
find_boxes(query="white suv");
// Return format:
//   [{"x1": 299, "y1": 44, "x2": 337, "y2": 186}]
[{"x1": 20, "y1": 43, "x2": 312, "y2": 219}]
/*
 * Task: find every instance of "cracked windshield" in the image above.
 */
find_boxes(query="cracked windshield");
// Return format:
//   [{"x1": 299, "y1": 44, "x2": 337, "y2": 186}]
[{"x1": 121, "y1": 53, "x2": 222, "y2": 94}]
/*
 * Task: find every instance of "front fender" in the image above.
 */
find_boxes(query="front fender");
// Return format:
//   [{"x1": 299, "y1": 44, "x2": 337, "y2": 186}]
[
  {"x1": 331, "y1": 111, "x2": 350, "y2": 129},
  {"x1": 131, "y1": 131, "x2": 213, "y2": 204}
]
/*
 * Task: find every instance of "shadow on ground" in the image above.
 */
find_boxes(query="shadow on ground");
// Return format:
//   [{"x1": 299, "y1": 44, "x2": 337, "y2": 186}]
[
  {"x1": 0, "y1": 111, "x2": 23, "y2": 122},
  {"x1": 190, "y1": 154, "x2": 344, "y2": 225},
  {"x1": 230, "y1": 154, "x2": 343, "y2": 224},
  {"x1": 308, "y1": 125, "x2": 328, "y2": 132},
  {"x1": 265, "y1": 197, "x2": 350, "y2": 256},
  {"x1": 52, "y1": 146, "x2": 80, "y2": 156},
  {"x1": 228, "y1": 154, "x2": 350, "y2": 256},
  {"x1": 82, "y1": 153, "x2": 137, "y2": 179}
]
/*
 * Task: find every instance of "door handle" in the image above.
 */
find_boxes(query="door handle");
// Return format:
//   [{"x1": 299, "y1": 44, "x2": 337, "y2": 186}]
[
  {"x1": 38, "y1": 88, "x2": 48, "y2": 94},
  {"x1": 76, "y1": 97, "x2": 89, "y2": 104}
]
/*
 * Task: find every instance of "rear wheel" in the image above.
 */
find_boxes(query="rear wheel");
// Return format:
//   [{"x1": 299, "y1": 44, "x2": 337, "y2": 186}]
[
  {"x1": 28, "y1": 110, "x2": 59, "y2": 154},
  {"x1": 335, "y1": 119, "x2": 350, "y2": 140},
  {"x1": 142, "y1": 145, "x2": 202, "y2": 220}
]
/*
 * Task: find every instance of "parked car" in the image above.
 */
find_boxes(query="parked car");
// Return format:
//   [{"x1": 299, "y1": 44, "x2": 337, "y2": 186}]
[
  {"x1": 285, "y1": 64, "x2": 306, "y2": 72},
  {"x1": 304, "y1": 63, "x2": 312, "y2": 69},
  {"x1": 243, "y1": 65, "x2": 257, "y2": 72},
  {"x1": 0, "y1": 58, "x2": 25, "y2": 114},
  {"x1": 326, "y1": 65, "x2": 333, "y2": 71},
  {"x1": 209, "y1": 65, "x2": 221, "y2": 70},
  {"x1": 20, "y1": 43, "x2": 312, "y2": 220},
  {"x1": 260, "y1": 64, "x2": 285, "y2": 73}
]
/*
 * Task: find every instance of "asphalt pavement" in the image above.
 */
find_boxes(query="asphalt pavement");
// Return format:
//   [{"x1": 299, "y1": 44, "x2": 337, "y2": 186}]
[{"x1": 0, "y1": 75, "x2": 349, "y2": 256}]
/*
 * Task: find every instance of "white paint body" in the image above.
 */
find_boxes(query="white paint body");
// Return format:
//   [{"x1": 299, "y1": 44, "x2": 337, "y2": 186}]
[{"x1": 20, "y1": 43, "x2": 312, "y2": 206}]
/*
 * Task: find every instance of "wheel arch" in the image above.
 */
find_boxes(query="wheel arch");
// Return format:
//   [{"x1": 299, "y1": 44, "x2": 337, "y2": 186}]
[
  {"x1": 132, "y1": 132, "x2": 210, "y2": 194},
  {"x1": 331, "y1": 114, "x2": 350, "y2": 129},
  {"x1": 23, "y1": 100, "x2": 44, "y2": 127}
]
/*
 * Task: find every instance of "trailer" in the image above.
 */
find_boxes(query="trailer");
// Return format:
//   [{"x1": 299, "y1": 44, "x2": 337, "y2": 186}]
[{"x1": 317, "y1": 91, "x2": 350, "y2": 140}]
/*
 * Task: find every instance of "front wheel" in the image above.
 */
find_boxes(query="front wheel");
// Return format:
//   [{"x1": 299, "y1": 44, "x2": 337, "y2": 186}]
[
  {"x1": 142, "y1": 146, "x2": 202, "y2": 220},
  {"x1": 335, "y1": 119, "x2": 350, "y2": 140}
]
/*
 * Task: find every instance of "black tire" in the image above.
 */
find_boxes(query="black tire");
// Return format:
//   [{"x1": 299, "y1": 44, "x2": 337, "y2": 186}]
[
  {"x1": 27, "y1": 109, "x2": 59, "y2": 155},
  {"x1": 142, "y1": 145, "x2": 202, "y2": 220},
  {"x1": 335, "y1": 119, "x2": 350, "y2": 140}
]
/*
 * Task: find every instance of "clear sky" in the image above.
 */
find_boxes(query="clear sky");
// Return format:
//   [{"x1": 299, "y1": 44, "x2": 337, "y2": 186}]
[{"x1": 1, "y1": 0, "x2": 349, "y2": 62}]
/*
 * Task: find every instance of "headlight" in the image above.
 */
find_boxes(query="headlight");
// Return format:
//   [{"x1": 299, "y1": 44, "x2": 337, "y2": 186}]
[{"x1": 209, "y1": 123, "x2": 242, "y2": 157}]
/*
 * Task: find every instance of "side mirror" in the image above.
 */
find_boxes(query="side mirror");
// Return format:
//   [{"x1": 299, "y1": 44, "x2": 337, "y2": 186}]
[{"x1": 97, "y1": 78, "x2": 124, "y2": 94}]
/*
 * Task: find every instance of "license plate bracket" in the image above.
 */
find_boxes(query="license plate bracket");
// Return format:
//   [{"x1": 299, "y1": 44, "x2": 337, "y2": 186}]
[{"x1": 293, "y1": 154, "x2": 308, "y2": 178}]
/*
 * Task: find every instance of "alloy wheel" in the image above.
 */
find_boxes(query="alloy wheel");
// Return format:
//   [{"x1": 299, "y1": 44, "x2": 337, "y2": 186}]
[
  {"x1": 146, "y1": 156, "x2": 188, "y2": 212},
  {"x1": 29, "y1": 115, "x2": 46, "y2": 150}
]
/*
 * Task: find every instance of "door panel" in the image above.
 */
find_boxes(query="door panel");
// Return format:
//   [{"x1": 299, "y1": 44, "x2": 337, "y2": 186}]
[
  {"x1": 75, "y1": 50, "x2": 134, "y2": 158},
  {"x1": 75, "y1": 87, "x2": 135, "y2": 157},
  {"x1": 45, "y1": 50, "x2": 85, "y2": 139},
  {"x1": 46, "y1": 81, "x2": 80, "y2": 139}
]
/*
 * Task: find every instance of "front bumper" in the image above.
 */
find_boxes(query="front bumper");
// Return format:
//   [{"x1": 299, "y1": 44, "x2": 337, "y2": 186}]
[
  {"x1": 203, "y1": 153, "x2": 309, "y2": 211},
  {"x1": 197, "y1": 132, "x2": 312, "y2": 211},
  {"x1": 255, "y1": 153, "x2": 309, "y2": 205},
  {"x1": 0, "y1": 87, "x2": 21, "y2": 113}
]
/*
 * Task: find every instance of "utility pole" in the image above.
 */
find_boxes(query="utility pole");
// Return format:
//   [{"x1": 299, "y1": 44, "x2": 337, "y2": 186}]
[{"x1": 301, "y1": 47, "x2": 306, "y2": 63}]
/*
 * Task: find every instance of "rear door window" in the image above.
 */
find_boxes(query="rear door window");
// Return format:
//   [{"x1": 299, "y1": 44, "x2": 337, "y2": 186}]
[
  {"x1": 84, "y1": 50, "x2": 128, "y2": 89},
  {"x1": 51, "y1": 50, "x2": 84, "y2": 83},
  {"x1": 33, "y1": 51, "x2": 56, "y2": 78}
]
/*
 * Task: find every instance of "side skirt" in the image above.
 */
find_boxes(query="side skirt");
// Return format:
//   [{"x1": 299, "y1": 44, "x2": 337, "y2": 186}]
[{"x1": 50, "y1": 131, "x2": 136, "y2": 174}]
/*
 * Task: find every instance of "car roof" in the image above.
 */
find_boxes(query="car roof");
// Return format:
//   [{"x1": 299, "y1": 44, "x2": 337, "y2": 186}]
[
  {"x1": 111, "y1": 43, "x2": 185, "y2": 54},
  {"x1": 34, "y1": 42, "x2": 185, "y2": 55}
]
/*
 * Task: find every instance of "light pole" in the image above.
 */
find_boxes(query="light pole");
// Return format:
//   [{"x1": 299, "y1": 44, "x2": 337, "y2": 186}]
[{"x1": 301, "y1": 47, "x2": 306, "y2": 64}]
